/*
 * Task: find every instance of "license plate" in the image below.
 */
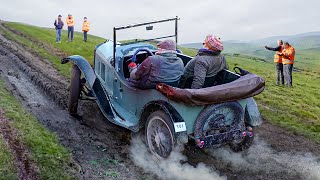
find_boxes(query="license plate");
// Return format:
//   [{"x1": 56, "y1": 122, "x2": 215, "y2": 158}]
[{"x1": 173, "y1": 122, "x2": 187, "y2": 132}]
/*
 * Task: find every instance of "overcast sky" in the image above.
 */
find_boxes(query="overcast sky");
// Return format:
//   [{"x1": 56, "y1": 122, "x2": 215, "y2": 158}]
[{"x1": 1, "y1": 0, "x2": 319, "y2": 44}]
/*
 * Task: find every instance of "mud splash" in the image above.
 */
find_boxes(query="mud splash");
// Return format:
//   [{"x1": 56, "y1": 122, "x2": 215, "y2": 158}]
[
  {"x1": 208, "y1": 137, "x2": 320, "y2": 180},
  {"x1": 129, "y1": 136, "x2": 226, "y2": 180}
]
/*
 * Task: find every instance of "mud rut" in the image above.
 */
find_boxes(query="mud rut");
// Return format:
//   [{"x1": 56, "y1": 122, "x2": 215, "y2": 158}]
[{"x1": 0, "y1": 24, "x2": 319, "y2": 180}]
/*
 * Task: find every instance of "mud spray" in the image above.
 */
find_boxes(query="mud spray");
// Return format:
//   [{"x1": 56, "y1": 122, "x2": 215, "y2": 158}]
[
  {"x1": 208, "y1": 137, "x2": 320, "y2": 180},
  {"x1": 129, "y1": 136, "x2": 226, "y2": 180},
  {"x1": 130, "y1": 136, "x2": 320, "y2": 180}
]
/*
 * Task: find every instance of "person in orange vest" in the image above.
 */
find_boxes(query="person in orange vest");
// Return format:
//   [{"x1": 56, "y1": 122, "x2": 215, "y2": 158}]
[
  {"x1": 265, "y1": 40, "x2": 284, "y2": 85},
  {"x1": 82, "y1": 17, "x2": 90, "y2": 42},
  {"x1": 278, "y1": 42, "x2": 295, "y2": 87},
  {"x1": 66, "y1": 14, "x2": 75, "y2": 42}
]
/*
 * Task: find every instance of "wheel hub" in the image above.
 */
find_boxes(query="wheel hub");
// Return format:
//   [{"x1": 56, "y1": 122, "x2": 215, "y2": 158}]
[{"x1": 154, "y1": 132, "x2": 165, "y2": 148}]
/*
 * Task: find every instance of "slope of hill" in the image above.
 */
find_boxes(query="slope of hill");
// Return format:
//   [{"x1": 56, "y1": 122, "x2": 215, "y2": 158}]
[{"x1": 181, "y1": 32, "x2": 320, "y2": 72}]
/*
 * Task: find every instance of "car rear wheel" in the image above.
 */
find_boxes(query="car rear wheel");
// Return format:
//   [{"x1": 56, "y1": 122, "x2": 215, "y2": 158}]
[
  {"x1": 145, "y1": 110, "x2": 175, "y2": 160},
  {"x1": 229, "y1": 125, "x2": 254, "y2": 152},
  {"x1": 68, "y1": 64, "x2": 81, "y2": 115}
]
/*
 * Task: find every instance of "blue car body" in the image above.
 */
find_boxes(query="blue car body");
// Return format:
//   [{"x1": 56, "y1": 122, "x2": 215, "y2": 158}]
[{"x1": 62, "y1": 40, "x2": 263, "y2": 145}]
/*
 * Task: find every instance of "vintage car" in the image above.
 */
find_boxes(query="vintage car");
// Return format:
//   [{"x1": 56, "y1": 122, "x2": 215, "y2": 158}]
[{"x1": 61, "y1": 17, "x2": 265, "y2": 159}]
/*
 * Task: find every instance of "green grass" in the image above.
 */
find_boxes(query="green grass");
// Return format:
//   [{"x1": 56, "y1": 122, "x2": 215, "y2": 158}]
[
  {"x1": 2, "y1": 22, "x2": 106, "y2": 77},
  {"x1": 226, "y1": 55, "x2": 320, "y2": 142},
  {"x1": 0, "y1": 137, "x2": 17, "y2": 180},
  {"x1": 0, "y1": 80, "x2": 74, "y2": 179},
  {"x1": 1, "y1": 22, "x2": 320, "y2": 143}
]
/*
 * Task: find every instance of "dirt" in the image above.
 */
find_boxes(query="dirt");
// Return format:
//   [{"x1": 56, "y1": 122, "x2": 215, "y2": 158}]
[
  {"x1": 0, "y1": 22, "x2": 319, "y2": 180},
  {"x1": 0, "y1": 109, "x2": 40, "y2": 180}
]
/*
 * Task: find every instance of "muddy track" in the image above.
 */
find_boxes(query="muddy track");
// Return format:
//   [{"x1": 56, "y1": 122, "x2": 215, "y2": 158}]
[
  {"x1": 0, "y1": 22, "x2": 319, "y2": 180},
  {"x1": 0, "y1": 109, "x2": 40, "y2": 180}
]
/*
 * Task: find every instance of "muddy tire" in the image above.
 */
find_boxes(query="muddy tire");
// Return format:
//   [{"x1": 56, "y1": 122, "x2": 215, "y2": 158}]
[
  {"x1": 68, "y1": 64, "x2": 81, "y2": 115},
  {"x1": 229, "y1": 126, "x2": 254, "y2": 152},
  {"x1": 194, "y1": 102, "x2": 243, "y2": 139},
  {"x1": 145, "y1": 110, "x2": 175, "y2": 160}
]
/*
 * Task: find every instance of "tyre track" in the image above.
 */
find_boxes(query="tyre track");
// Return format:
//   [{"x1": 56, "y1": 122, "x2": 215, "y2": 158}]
[{"x1": 0, "y1": 109, "x2": 40, "y2": 180}]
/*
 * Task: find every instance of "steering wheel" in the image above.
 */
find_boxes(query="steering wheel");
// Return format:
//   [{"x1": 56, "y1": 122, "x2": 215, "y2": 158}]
[{"x1": 131, "y1": 48, "x2": 154, "y2": 62}]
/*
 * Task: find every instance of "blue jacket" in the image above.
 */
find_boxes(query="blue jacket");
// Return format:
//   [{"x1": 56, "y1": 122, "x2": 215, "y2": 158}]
[{"x1": 54, "y1": 20, "x2": 64, "y2": 29}]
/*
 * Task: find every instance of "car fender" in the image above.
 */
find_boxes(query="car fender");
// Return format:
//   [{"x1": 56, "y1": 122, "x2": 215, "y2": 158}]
[
  {"x1": 139, "y1": 101, "x2": 188, "y2": 144},
  {"x1": 61, "y1": 55, "x2": 96, "y2": 87},
  {"x1": 245, "y1": 97, "x2": 263, "y2": 126}
]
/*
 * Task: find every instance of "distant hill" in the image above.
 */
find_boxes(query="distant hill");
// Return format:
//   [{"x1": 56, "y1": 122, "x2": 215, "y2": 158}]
[{"x1": 181, "y1": 32, "x2": 320, "y2": 68}]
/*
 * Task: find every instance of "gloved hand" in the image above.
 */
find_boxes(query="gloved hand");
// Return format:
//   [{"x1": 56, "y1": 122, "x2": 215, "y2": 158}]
[{"x1": 128, "y1": 61, "x2": 137, "y2": 73}]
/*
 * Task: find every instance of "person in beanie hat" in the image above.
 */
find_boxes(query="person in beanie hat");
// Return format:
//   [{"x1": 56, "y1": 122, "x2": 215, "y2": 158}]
[
  {"x1": 54, "y1": 15, "x2": 64, "y2": 43},
  {"x1": 179, "y1": 35, "x2": 228, "y2": 89},
  {"x1": 128, "y1": 39, "x2": 184, "y2": 89}
]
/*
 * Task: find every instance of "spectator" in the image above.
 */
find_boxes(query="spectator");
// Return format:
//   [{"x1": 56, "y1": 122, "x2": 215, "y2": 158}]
[
  {"x1": 66, "y1": 14, "x2": 75, "y2": 42},
  {"x1": 265, "y1": 40, "x2": 284, "y2": 85},
  {"x1": 54, "y1": 15, "x2": 64, "y2": 43},
  {"x1": 279, "y1": 42, "x2": 295, "y2": 87},
  {"x1": 82, "y1": 17, "x2": 90, "y2": 42},
  {"x1": 179, "y1": 35, "x2": 228, "y2": 89}
]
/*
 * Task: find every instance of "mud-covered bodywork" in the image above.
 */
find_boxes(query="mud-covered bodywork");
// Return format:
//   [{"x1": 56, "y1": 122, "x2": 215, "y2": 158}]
[{"x1": 62, "y1": 17, "x2": 264, "y2": 151}]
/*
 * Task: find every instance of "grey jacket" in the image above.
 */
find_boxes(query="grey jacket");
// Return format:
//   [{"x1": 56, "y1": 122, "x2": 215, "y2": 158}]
[
  {"x1": 181, "y1": 49, "x2": 228, "y2": 89},
  {"x1": 130, "y1": 52, "x2": 184, "y2": 89}
]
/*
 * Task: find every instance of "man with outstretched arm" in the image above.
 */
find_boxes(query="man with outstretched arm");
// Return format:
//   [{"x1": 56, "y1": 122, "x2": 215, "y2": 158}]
[{"x1": 265, "y1": 40, "x2": 284, "y2": 85}]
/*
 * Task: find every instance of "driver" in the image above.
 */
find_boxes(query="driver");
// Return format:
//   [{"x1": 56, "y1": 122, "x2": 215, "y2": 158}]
[{"x1": 128, "y1": 39, "x2": 184, "y2": 89}]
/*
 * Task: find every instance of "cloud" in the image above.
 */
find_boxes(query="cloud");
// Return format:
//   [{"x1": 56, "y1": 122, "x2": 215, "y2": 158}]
[{"x1": 0, "y1": 0, "x2": 319, "y2": 43}]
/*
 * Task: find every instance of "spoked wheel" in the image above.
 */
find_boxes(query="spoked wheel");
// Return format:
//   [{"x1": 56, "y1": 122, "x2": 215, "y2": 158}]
[
  {"x1": 68, "y1": 64, "x2": 81, "y2": 115},
  {"x1": 194, "y1": 102, "x2": 244, "y2": 148},
  {"x1": 229, "y1": 124, "x2": 254, "y2": 152},
  {"x1": 145, "y1": 111, "x2": 175, "y2": 160}
]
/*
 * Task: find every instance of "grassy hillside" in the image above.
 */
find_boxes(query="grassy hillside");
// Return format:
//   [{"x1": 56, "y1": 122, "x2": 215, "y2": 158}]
[
  {"x1": 0, "y1": 137, "x2": 17, "y2": 179},
  {"x1": 1, "y1": 22, "x2": 319, "y2": 144},
  {"x1": 182, "y1": 34, "x2": 320, "y2": 73},
  {"x1": 0, "y1": 80, "x2": 75, "y2": 179}
]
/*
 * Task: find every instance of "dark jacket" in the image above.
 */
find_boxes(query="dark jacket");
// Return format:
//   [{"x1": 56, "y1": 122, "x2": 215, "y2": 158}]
[
  {"x1": 180, "y1": 48, "x2": 228, "y2": 89},
  {"x1": 265, "y1": 46, "x2": 281, "y2": 51},
  {"x1": 54, "y1": 19, "x2": 64, "y2": 29},
  {"x1": 130, "y1": 52, "x2": 184, "y2": 89}
]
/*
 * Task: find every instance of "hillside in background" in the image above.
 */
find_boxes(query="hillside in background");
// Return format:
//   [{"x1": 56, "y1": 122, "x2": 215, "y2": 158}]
[{"x1": 181, "y1": 32, "x2": 320, "y2": 72}]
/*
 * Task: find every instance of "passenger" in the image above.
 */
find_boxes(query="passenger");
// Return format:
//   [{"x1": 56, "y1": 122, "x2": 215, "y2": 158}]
[
  {"x1": 128, "y1": 39, "x2": 184, "y2": 89},
  {"x1": 179, "y1": 35, "x2": 228, "y2": 89}
]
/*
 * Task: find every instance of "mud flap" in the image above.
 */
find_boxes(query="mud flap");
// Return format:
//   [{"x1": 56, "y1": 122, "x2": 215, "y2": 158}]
[
  {"x1": 61, "y1": 55, "x2": 96, "y2": 87},
  {"x1": 245, "y1": 97, "x2": 263, "y2": 126}
]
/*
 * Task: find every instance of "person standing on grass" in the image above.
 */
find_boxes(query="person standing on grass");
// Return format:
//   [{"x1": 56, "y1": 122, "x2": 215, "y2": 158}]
[
  {"x1": 66, "y1": 14, "x2": 75, "y2": 42},
  {"x1": 82, "y1": 17, "x2": 90, "y2": 42},
  {"x1": 265, "y1": 40, "x2": 284, "y2": 85},
  {"x1": 54, "y1": 15, "x2": 64, "y2": 43},
  {"x1": 278, "y1": 42, "x2": 295, "y2": 87}
]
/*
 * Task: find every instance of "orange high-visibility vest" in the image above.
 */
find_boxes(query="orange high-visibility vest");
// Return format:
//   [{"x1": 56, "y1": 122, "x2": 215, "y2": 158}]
[
  {"x1": 82, "y1": 21, "x2": 90, "y2": 32},
  {"x1": 274, "y1": 46, "x2": 283, "y2": 63},
  {"x1": 282, "y1": 45, "x2": 295, "y2": 65},
  {"x1": 66, "y1": 17, "x2": 75, "y2": 27}
]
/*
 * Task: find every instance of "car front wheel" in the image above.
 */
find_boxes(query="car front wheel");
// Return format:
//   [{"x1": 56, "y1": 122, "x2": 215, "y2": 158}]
[
  {"x1": 145, "y1": 110, "x2": 175, "y2": 160},
  {"x1": 68, "y1": 64, "x2": 81, "y2": 115}
]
